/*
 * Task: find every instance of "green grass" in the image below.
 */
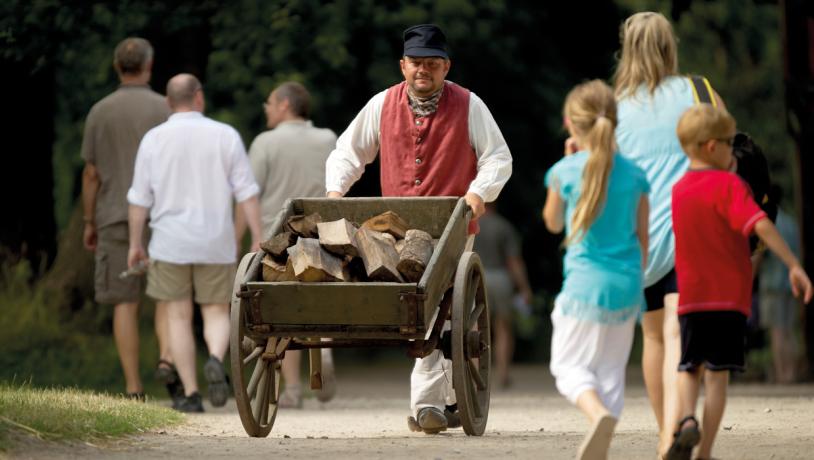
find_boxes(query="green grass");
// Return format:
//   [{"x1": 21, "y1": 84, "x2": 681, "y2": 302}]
[{"x1": 0, "y1": 383, "x2": 184, "y2": 451}]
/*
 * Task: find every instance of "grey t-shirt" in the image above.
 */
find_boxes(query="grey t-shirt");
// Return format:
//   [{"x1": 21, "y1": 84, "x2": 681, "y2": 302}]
[
  {"x1": 248, "y1": 120, "x2": 337, "y2": 235},
  {"x1": 81, "y1": 84, "x2": 170, "y2": 229},
  {"x1": 473, "y1": 211, "x2": 520, "y2": 270}
]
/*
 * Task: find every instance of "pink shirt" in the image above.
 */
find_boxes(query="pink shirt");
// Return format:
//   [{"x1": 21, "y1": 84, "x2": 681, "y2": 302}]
[{"x1": 672, "y1": 169, "x2": 766, "y2": 316}]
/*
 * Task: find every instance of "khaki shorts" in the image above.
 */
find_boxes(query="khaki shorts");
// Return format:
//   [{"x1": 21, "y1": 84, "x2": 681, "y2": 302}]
[
  {"x1": 146, "y1": 260, "x2": 235, "y2": 304},
  {"x1": 95, "y1": 223, "x2": 143, "y2": 304}
]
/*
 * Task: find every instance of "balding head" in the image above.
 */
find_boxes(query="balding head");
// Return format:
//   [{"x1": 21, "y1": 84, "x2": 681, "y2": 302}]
[{"x1": 166, "y1": 74, "x2": 203, "y2": 111}]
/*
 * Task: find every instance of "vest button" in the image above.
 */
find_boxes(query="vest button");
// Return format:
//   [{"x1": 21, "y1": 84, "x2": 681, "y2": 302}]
[
  {"x1": 414, "y1": 179, "x2": 422, "y2": 186},
  {"x1": 416, "y1": 137, "x2": 422, "y2": 144},
  {"x1": 415, "y1": 120, "x2": 422, "y2": 126},
  {"x1": 415, "y1": 158, "x2": 422, "y2": 164}
]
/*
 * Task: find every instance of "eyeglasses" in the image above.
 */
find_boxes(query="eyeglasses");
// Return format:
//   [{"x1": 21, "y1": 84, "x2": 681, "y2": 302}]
[{"x1": 404, "y1": 57, "x2": 445, "y2": 70}]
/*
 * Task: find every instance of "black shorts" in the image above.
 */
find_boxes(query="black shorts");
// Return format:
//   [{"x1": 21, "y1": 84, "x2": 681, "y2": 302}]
[
  {"x1": 678, "y1": 311, "x2": 747, "y2": 372},
  {"x1": 644, "y1": 268, "x2": 677, "y2": 312}
]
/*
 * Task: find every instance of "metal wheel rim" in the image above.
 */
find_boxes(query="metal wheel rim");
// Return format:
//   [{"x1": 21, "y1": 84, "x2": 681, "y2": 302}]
[
  {"x1": 451, "y1": 251, "x2": 491, "y2": 436},
  {"x1": 230, "y1": 252, "x2": 280, "y2": 437}
]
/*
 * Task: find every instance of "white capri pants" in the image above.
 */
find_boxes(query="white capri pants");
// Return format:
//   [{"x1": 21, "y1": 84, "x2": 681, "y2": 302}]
[{"x1": 549, "y1": 298, "x2": 636, "y2": 418}]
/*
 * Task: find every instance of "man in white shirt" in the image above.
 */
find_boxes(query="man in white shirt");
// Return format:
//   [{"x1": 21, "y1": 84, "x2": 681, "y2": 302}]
[
  {"x1": 127, "y1": 73, "x2": 263, "y2": 412},
  {"x1": 240, "y1": 81, "x2": 338, "y2": 407},
  {"x1": 325, "y1": 24, "x2": 512, "y2": 433}
]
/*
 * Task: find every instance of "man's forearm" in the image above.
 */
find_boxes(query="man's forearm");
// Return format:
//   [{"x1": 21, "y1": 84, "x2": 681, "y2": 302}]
[
  {"x1": 239, "y1": 195, "x2": 263, "y2": 243},
  {"x1": 506, "y1": 257, "x2": 531, "y2": 293},
  {"x1": 82, "y1": 164, "x2": 100, "y2": 223},
  {"x1": 128, "y1": 204, "x2": 149, "y2": 248}
]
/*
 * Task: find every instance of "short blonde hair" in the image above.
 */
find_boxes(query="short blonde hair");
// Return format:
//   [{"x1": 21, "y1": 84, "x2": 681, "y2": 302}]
[
  {"x1": 613, "y1": 12, "x2": 678, "y2": 99},
  {"x1": 677, "y1": 104, "x2": 736, "y2": 159}
]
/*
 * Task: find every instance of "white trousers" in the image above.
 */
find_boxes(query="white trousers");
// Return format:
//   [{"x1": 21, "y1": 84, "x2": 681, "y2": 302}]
[
  {"x1": 549, "y1": 303, "x2": 636, "y2": 418},
  {"x1": 410, "y1": 321, "x2": 455, "y2": 417}
]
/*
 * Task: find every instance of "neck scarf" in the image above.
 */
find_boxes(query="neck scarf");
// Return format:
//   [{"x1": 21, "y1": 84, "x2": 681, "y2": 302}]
[{"x1": 407, "y1": 85, "x2": 444, "y2": 118}]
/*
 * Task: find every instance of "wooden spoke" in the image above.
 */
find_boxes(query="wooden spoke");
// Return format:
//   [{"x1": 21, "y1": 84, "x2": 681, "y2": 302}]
[
  {"x1": 243, "y1": 346, "x2": 263, "y2": 365},
  {"x1": 253, "y1": 364, "x2": 270, "y2": 424},
  {"x1": 468, "y1": 358, "x2": 486, "y2": 391},
  {"x1": 467, "y1": 302, "x2": 485, "y2": 331},
  {"x1": 467, "y1": 374, "x2": 482, "y2": 419},
  {"x1": 246, "y1": 357, "x2": 266, "y2": 400}
]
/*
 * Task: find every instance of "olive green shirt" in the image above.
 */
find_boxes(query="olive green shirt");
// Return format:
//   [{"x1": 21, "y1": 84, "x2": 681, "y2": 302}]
[
  {"x1": 248, "y1": 120, "x2": 337, "y2": 235},
  {"x1": 81, "y1": 84, "x2": 170, "y2": 229}
]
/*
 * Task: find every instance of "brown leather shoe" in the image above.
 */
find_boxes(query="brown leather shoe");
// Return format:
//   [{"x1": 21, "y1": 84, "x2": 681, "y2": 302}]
[{"x1": 415, "y1": 407, "x2": 448, "y2": 434}]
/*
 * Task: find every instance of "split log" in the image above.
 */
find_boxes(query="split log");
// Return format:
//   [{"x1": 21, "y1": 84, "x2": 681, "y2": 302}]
[
  {"x1": 287, "y1": 238, "x2": 347, "y2": 282},
  {"x1": 355, "y1": 228, "x2": 404, "y2": 282},
  {"x1": 361, "y1": 211, "x2": 409, "y2": 239},
  {"x1": 344, "y1": 255, "x2": 368, "y2": 282},
  {"x1": 397, "y1": 229, "x2": 434, "y2": 282},
  {"x1": 286, "y1": 213, "x2": 323, "y2": 238},
  {"x1": 317, "y1": 219, "x2": 359, "y2": 257},
  {"x1": 260, "y1": 232, "x2": 297, "y2": 260},
  {"x1": 261, "y1": 254, "x2": 296, "y2": 282},
  {"x1": 395, "y1": 239, "x2": 406, "y2": 255}
]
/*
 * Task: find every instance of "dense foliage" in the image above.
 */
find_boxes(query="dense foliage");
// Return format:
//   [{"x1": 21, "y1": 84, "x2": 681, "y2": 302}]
[{"x1": 0, "y1": 0, "x2": 798, "y2": 387}]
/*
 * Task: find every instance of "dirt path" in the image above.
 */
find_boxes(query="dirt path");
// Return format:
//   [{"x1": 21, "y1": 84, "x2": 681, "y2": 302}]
[{"x1": 8, "y1": 363, "x2": 814, "y2": 459}]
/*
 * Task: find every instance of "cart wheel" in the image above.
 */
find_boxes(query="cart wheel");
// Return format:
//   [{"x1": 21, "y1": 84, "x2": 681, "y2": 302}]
[
  {"x1": 451, "y1": 251, "x2": 491, "y2": 436},
  {"x1": 231, "y1": 252, "x2": 280, "y2": 437}
]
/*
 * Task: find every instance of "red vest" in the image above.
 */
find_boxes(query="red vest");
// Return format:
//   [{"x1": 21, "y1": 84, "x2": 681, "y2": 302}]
[{"x1": 380, "y1": 81, "x2": 478, "y2": 232}]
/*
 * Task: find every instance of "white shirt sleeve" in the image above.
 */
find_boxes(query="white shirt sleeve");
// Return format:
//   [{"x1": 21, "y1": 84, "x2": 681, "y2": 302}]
[
  {"x1": 467, "y1": 92, "x2": 513, "y2": 202},
  {"x1": 226, "y1": 128, "x2": 260, "y2": 203},
  {"x1": 325, "y1": 90, "x2": 387, "y2": 195},
  {"x1": 127, "y1": 133, "x2": 155, "y2": 208}
]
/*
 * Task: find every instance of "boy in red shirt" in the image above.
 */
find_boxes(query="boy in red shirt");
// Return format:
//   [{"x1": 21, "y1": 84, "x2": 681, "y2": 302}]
[{"x1": 666, "y1": 105, "x2": 813, "y2": 460}]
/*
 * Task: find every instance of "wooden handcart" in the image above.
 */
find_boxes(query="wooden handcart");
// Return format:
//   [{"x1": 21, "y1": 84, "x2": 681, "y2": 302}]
[{"x1": 230, "y1": 197, "x2": 491, "y2": 437}]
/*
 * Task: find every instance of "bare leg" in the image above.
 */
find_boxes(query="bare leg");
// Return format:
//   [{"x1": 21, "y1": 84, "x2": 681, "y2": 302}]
[
  {"x1": 697, "y1": 369, "x2": 729, "y2": 459},
  {"x1": 641, "y1": 309, "x2": 665, "y2": 430},
  {"x1": 281, "y1": 350, "x2": 302, "y2": 389},
  {"x1": 113, "y1": 302, "x2": 142, "y2": 394},
  {"x1": 676, "y1": 368, "x2": 702, "y2": 423},
  {"x1": 155, "y1": 301, "x2": 172, "y2": 364},
  {"x1": 164, "y1": 299, "x2": 198, "y2": 395},
  {"x1": 200, "y1": 303, "x2": 230, "y2": 361},
  {"x1": 576, "y1": 389, "x2": 617, "y2": 460},
  {"x1": 494, "y1": 313, "x2": 513, "y2": 387},
  {"x1": 661, "y1": 293, "x2": 682, "y2": 452},
  {"x1": 771, "y1": 327, "x2": 797, "y2": 383},
  {"x1": 576, "y1": 389, "x2": 611, "y2": 423}
]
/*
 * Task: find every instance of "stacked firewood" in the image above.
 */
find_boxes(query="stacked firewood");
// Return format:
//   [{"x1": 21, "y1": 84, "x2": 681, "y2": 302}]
[{"x1": 260, "y1": 211, "x2": 434, "y2": 283}]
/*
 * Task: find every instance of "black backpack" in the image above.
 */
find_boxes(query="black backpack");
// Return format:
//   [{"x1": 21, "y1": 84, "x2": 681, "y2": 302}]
[{"x1": 689, "y1": 75, "x2": 777, "y2": 251}]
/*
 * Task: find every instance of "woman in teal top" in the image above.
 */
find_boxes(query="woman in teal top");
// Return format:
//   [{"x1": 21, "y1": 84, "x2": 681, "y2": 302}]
[
  {"x1": 543, "y1": 80, "x2": 649, "y2": 459},
  {"x1": 612, "y1": 11, "x2": 726, "y2": 458}
]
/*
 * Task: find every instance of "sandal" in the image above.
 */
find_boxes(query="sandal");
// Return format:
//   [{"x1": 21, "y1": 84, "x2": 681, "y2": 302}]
[
  {"x1": 126, "y1": 392, "x2": 146, "y2": 402},
  {"x1": 665, "y1": 415, "x2": 701, "y2": 460},
  {"x1": 155, "y1": 359, "x2": 178, "y2": 383},
  {"x1": 155, "y1": 359, "x2": 185, "y2": 408}
]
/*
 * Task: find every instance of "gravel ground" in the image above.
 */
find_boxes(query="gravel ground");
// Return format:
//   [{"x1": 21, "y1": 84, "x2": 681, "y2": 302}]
[{"x1": 7, "y1": 363, "x2": 814, "y2": 459}]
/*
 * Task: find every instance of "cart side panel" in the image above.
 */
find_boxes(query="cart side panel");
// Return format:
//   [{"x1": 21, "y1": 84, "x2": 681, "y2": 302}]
[
  {"x1": 418, "y1": 198, "x2": 469, "y2": 321},
  {"x1": 246, "y1": 281, "x2": 412, "y2": 326}
]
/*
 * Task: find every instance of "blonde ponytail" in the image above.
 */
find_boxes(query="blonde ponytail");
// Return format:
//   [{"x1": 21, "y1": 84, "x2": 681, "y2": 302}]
[{"x1": 563, "y1": 80, "x2": 618, "y2": 245}]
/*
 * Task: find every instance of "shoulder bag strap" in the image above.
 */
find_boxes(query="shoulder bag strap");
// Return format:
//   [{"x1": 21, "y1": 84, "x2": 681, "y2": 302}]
[{"x1": 688, "y1": 75, "x2": 718, "y2": 108}]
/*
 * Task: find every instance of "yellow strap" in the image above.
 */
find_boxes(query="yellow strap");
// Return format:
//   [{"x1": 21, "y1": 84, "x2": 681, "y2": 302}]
[
  {"x1": 689, "y1": 77, "x2": 701, "y2": 104},
  {"x1": 702, "y1": 77, "x2": 718, "y2": 108}
]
